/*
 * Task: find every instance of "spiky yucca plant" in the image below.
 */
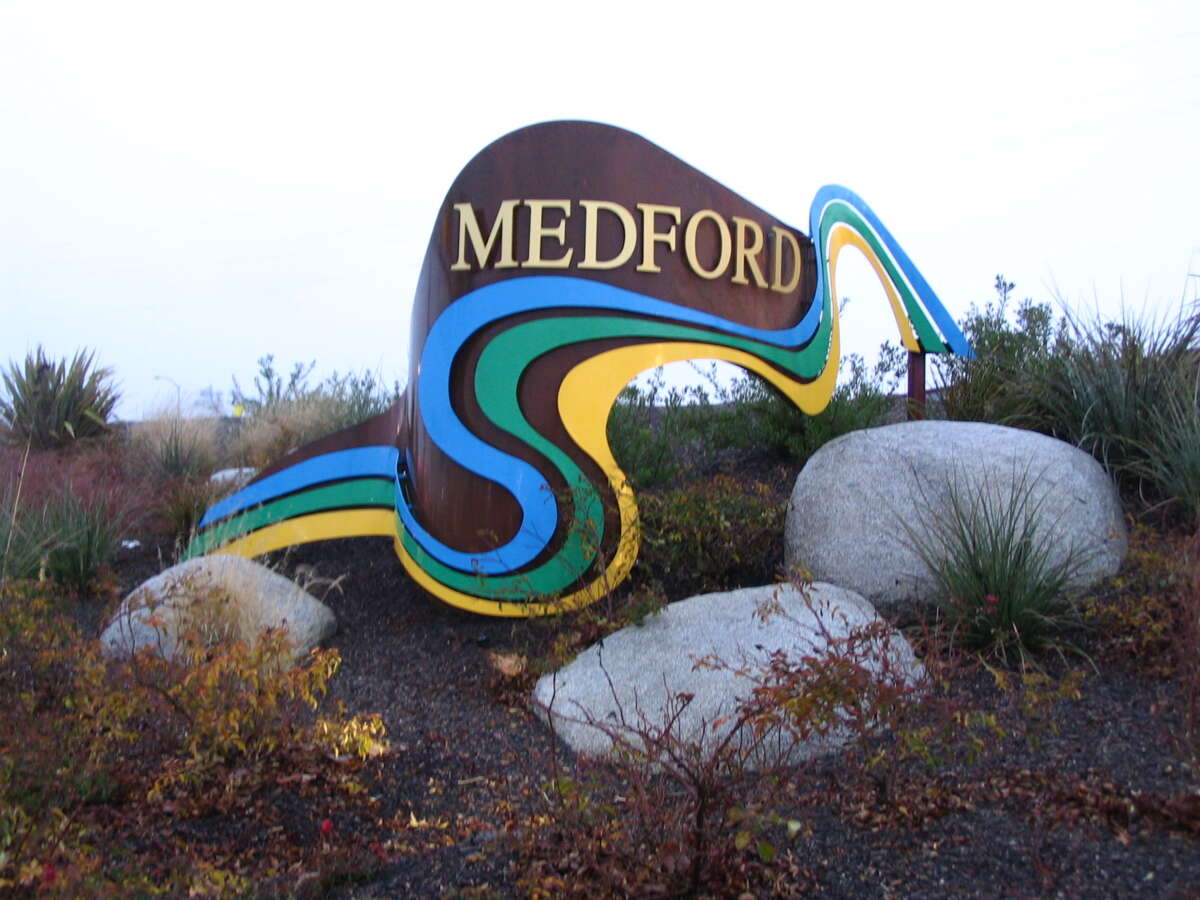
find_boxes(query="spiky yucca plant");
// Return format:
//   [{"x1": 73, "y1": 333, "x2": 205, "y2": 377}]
[{"x1": 0, "y1": 346, "x2": 120, "y2": 449}]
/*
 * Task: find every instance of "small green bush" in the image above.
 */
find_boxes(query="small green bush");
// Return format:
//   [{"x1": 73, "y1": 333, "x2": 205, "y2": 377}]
[
  {"x1": 905, "y1": 466, "x2": 1090, "y2": 665},
  {"x1": 0, "y1": 347, "x2": 120, "y2": 450},
  {"x1": 637, "y1": 474, "x2": 786, "y2": 597},
  {"x1": 934, "y1": 275, "x2": 1060, "y2": 424},
  {"x1": 713, "y1": 347, "x2": 903, "y2": 463},
  {"x1": 608, "y1": 348, "x2": 902, "y2": 486},
  {"x1": 607, "y1": 371, "x2": 710, "y2": 488}
]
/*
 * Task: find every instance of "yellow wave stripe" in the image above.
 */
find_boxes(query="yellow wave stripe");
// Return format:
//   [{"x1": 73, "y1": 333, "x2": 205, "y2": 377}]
[
  {"x1": 398, "y1": 333, "x2": 841, "y2": 616},
  {"x1": 214, "y1": 270, "x2": 868, "y2": 616},
  {"x1": 827, "y1": 221, "x2": 921, "y2": 353},
  {"x1": 211, "y1": 508, "x2": 398, "y2": 558}
]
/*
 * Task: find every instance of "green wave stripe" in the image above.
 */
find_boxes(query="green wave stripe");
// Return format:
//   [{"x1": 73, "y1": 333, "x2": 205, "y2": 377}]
[
  {"x1": 817, "y1": 202, "x2": 946, "y2": 353},
  {"x1": 186, "y1": 478, "x2": 395, "y2": 557},
  {"x1": 399, "y1": 307, "x2": 835, "y2": 599}
]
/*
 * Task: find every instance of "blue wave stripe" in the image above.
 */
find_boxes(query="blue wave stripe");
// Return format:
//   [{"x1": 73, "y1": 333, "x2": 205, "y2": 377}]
[
  {"x1": 810, "y1": 185, "x2": 973, "y2": 357},
  {"x1": 406, "y1": 276, "x2": 831, "y2": 574},
  {"x1": 198, "y1": 446, "x2": 399, "y2": 528}
]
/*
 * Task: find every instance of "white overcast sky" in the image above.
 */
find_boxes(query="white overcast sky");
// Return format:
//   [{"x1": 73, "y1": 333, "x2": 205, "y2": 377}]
[{"x1": 2, "y1": 0, "x2": 1198, "y2": 418}]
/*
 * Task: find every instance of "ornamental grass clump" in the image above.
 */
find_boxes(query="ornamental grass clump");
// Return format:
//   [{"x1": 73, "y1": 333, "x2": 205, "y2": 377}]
[
  {"x1": 36, "y1": 486, "x2": 130, "y2": 592},
  {"x1": 129, "y1": 410, "x2": 218, "y2": 481},
  {"x1": 230, "y1": 355, "x2": 401, "y2": 468},
  {"x1": 1012, "y1": 303, "x2": 1200, "y2": 490},
  {"x1": 907, "y1": 467, "x2": 1091, "y2": 665},
  {"x1": 1, "y1": 451, "x2": 133, "y2": 591},
  {"x1": 0, "y1": 346, "x2": 120, "y2": 449},
  {"x1": 1126, "y1": 375, "x2": 1200, "y2": 528}
]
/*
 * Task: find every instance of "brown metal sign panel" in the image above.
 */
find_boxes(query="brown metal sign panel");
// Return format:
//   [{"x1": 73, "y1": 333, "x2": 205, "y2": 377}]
[{"x1": 189, "y1": 121, "x2": 972, "y2": 616}]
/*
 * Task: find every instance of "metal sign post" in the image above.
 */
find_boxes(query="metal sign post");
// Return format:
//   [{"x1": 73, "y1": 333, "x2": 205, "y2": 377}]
[{"x1": 907, "y1": 350, "x2": 926, "y2": 420}]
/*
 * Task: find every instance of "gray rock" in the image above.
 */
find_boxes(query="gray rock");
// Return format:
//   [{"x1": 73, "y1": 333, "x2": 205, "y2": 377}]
[
  {"x1": 101, "y1": 555, "x2": 336, "y2": 663},
  {"x1": 209, "y1": 467, "x2": 256, "y2": 488},
  {"x1": 784, "y1": 421, "x2": 1127, "y2": 616},
  {"x1": 531, "y1": 582, "x2": 923, "y2": 770}
]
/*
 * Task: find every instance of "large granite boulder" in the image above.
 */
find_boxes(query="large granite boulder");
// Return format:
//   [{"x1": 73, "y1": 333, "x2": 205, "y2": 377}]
[
  {"x1": 785, "y1": 421, "x2": 1127, "y2": 616},
  {"x1": 531, "y1": 582, "x2": 923, "y2": 770},
  {"x1": 101, "y1": 555, "x2": 336, "y2": 663}
]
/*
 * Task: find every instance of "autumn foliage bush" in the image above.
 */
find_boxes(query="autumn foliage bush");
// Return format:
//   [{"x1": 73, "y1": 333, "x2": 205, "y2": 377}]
[
  {"x1": 519, "y1": 582, "x2": 1004, "y2": 896},
  {"x1": 0, "y1": 579, "x2": 388, "y2": 896}
]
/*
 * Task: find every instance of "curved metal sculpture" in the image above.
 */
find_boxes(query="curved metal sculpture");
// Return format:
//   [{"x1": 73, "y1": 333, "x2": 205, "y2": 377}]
[{"x1": 187, "y1": 122, "x2": 972, "y2": 616}]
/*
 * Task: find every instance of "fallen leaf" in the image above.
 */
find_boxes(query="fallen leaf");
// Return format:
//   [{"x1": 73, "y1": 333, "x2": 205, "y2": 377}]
[{"x1": 488, "y1": 652, "x2": 527, "y2": 677}]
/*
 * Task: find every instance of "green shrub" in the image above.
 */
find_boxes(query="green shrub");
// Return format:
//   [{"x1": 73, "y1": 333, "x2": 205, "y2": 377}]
[
  {"x1": 637, "y1": 474, "x2": 786, "y2": 597},
  {"x1": 714, "y1": 348, "x2": 903, "y2": 463},
  {"x1": 933, "y1": 275, "x2": 1060, "y2": 423},
  {"x1": 608, "y1": 349, "x2": 902, "y2": 485},
  {"x1": 0, "y1": 347, "x2": 120, "y2": 450},
  {"x1": 905, "y1": 466, "x2": 1090, "y2": 665},
  {"x1": 607, "y1": 371, "x2": 710, "y2": 488}
]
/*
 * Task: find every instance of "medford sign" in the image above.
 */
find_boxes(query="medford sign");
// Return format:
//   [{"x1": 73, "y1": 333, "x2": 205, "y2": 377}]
[{"x1": 188, "y1": 121, "x2": 972, "y2": 616}]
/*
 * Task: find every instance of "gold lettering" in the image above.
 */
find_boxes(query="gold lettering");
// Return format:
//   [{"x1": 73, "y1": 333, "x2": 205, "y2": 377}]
[
  {"x1": 579, "y1": 200, "x2": 637, "y2": 270},
  {"x1": 683, "y1": 209, "x2": 732, "y2": 280},
  {"x1": 450, "y1": 200, "x2": 519, "y2": 270},
  {"x1": 770, "y1": 226, "x2": 803, "y2": 294},
  {"x1": 451, "y1": 197, "x2": 794, "y2": 293},
  {"x1": 522, "y1": 199, "x2": 573, "y2": 269},
  {"x1": 635, "y1": 203, "x2": 681, "y2": 273},
  {"x1": 731, "y1": 216, "x2": 768, "y2": 287}
]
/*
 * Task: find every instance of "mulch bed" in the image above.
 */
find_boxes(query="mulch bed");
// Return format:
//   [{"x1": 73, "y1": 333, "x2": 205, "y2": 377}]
[{"x1": 105, "y1": 482, "x2": 1200, "y2": 898}]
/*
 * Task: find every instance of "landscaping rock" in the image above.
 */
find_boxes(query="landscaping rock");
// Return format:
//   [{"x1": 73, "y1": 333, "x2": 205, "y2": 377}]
[
  {"x1": 210, "y1": 466, "x2": 256, "y2": 488},
  {"x1": 784, "y1": 421, "x2": 1127, "y2": 616},
  {"x1": 101, "y1": 555, "x2": 336, "y2": 663},
  {"x1": 531, "y1": 582, "x2": 923, "y2": 769}
]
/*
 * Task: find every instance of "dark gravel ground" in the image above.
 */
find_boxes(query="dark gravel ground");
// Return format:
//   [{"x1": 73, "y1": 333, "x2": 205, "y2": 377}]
[
  {"x1": 99, "y1": 438, "x2": 1200, "y2": 898},
  {"x1": 170, "y1": 526, "x2": 1197, "y2": 899}
]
